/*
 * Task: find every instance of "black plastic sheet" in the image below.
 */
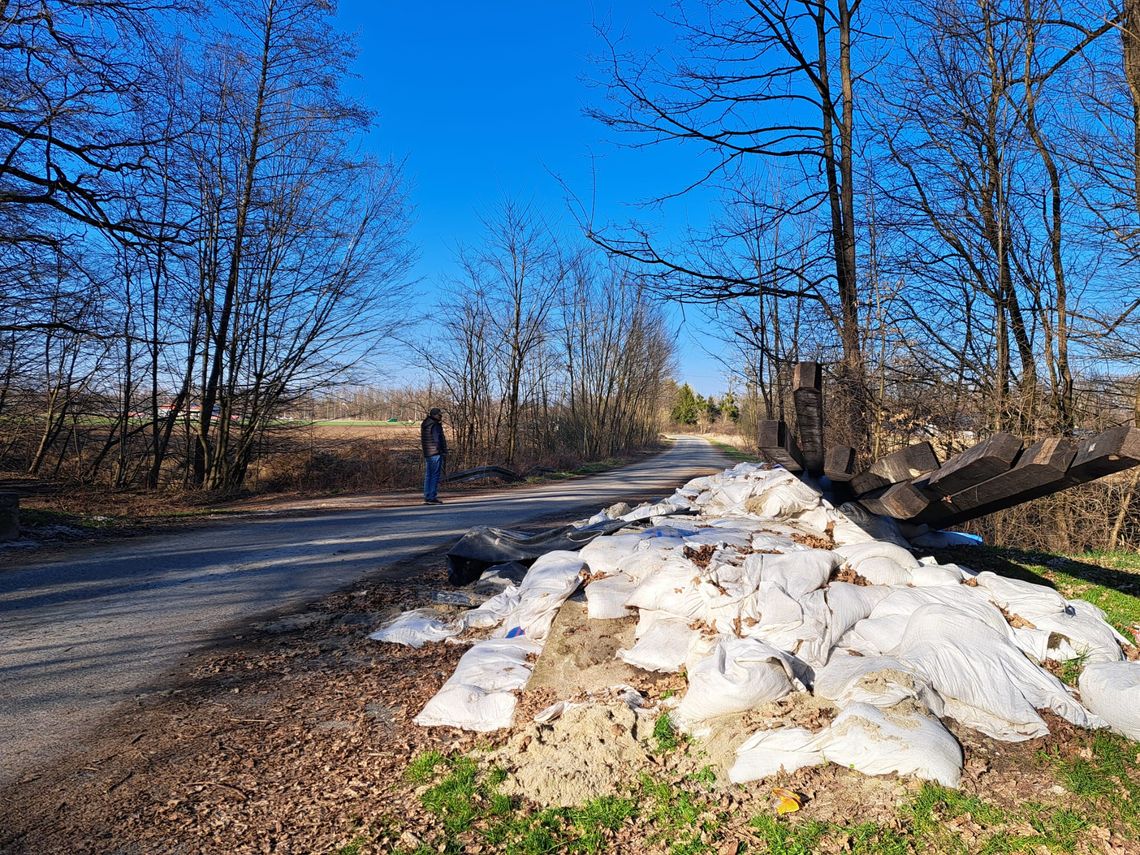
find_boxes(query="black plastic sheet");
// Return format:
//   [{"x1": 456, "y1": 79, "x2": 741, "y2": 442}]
[{"x1": 445, "y1": 517, "x2": 630, "y2": 585}]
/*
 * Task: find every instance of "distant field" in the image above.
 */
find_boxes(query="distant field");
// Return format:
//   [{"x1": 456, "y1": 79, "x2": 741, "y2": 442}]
[
  {"x1": 308, "y1": 419, "x2": 418, "y2": 427},
  {"x1": 287, "y1": 420, "x2": 420, "y2": 442}
]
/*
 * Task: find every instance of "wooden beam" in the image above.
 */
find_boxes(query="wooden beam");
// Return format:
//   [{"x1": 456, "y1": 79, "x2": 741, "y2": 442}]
[
  {"x1": 919, "y1": 432, "x2": 1023, "y2": 498},
  {"x1": 758, "y1": 419, "x2": 805, "y2": 473},
  {"x1": 876, "y1": 480, "x2": 935, "y2": 520},
  {"x1": 850, "y1": 442, "x2": 939, "y2": 496},
  {"x1": 1066, "y1": 425, "x2": 1140, "y2": 482},
  {"x1": 923, "y1": 427, "x2": 1139, "y2": 528},
  {"x1": 792, "y1": 361, "x2": 825, "y2": 475},
  {"x1": 917, "y1": 437, "x2": 1074, "y2": 526},
  {"x1": 824, "y1": 445, "x2": 856, "y2": 482}
]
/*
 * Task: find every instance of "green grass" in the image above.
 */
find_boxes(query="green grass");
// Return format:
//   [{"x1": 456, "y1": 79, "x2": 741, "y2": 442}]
[
  {"x1": 332, "y1": 834, "x2": 368, "y2": 855},
  {"x1": 749, "y1": 815, "x2": 827, "y2": 854},
  {"x1": 902, "y1": 778, "x2": 1123, "y2": 854},
  {"x1": 405, "y1": 750, "x2": 446, "y2": 783},
  {"x1": 1047, "y1": 730, "x2": 1140, "y2": 832},
  {"x1": 1057, "y1": 651, "x2": 1090, "y2": 687},
  {"x1": 420, "y1": 756, "x2": 482, "y2": 836},
  {"x1": 652, "y1": 712, "x2": 684, "y2": 753},
  {"x1": 707, "y1": 438, "x2": 763, "y2": 464},
  {"x1": 396, "y1": 745, "x2": 1140, "y2": 855}
]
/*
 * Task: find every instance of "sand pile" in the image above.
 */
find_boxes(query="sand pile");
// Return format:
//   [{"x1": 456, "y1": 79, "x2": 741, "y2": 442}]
[{"x1": 494, "y1": 702, "x2": 655, "y2": 807}]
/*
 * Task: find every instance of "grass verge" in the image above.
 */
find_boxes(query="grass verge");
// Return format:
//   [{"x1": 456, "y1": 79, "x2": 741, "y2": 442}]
[
  {"x1": 706, "y1": 437, "x2": 763, "y2": 464},
  {"x1": 380, "y1": 736, "x2": 1140, "y2": 854}
]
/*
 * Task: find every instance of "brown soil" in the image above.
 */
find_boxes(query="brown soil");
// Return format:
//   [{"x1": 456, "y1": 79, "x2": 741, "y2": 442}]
[{"x1": 0, "y1": 552, "x2": 484, "y2": 855}]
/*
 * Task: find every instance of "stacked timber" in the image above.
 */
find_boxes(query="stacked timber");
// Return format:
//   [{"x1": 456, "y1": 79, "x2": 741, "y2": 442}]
[{"x1": 756, "y1": 362, "x2": 1140, "y2": 530}]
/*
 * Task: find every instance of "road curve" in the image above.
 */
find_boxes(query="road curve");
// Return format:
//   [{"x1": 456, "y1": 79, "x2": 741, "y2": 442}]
[{"x1": 0, "y1": 436, "x2": 730, "y2": 786}]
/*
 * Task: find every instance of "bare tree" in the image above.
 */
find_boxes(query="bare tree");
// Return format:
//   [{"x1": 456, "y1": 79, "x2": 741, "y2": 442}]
[
  {"x1": 587, "y1": 0, "x2": 872, "y2": 447},
  {"x1": 185, "y1": 0, "x2": 412, "y2": 491}
]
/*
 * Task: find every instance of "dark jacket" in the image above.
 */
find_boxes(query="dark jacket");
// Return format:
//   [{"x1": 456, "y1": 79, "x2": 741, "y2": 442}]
[{"x1": 420, "y1": 416, "x2": 447, "y2": 458}]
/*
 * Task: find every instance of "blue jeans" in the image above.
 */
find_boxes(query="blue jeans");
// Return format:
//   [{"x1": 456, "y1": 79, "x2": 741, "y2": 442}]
[{"x1": 424, "y1": 454, "x2": 443, "y2": 501}]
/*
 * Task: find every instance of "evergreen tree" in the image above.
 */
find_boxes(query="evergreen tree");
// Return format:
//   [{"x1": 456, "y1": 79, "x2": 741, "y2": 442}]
[{"x1": 671, "y1": 383, "x2": 700, "y2": 425}]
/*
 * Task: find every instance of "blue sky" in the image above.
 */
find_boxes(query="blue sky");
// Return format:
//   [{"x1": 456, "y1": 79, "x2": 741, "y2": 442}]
[{"x1": 333, "y1": 1, "x2": 731, "y2": 395}]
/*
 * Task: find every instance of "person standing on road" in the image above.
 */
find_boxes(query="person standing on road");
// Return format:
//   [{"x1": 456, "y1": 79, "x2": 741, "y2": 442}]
[{"x1": 420, "y1": 407, "x2": 448, "y2": 504}]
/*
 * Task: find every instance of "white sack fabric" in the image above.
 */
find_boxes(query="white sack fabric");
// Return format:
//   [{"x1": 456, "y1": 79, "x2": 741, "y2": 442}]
[
  {"x1": 495, "y1": 550, "x2": 584, "y2": 641},
  {"x1": 1078, "y1": 662, "x2": 1140, "y2": 739},
  {"x1": 414, "y1": 637, "x2": 542, "y2": 731},
  {"x1": 369, "y1": 608, "x2": 461, "y2": 648},
  {"x1": 729, "y1": 727, "x2": 826, "y2": 783},
  {"x1": 821, "y1": 702, "x2": 963, "y2": 787},
  {"x1": 677, "y1": 638, "x2": 805, "y2": 724},
  {"x1": 891, "y1": 604, "x2": 1102, "y2": 740}
]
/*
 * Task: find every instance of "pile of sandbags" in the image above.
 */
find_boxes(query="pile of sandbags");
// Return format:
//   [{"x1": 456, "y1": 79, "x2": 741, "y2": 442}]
[{"x1": 371, "y1": 460, "x2": 1140, "y2": 787}]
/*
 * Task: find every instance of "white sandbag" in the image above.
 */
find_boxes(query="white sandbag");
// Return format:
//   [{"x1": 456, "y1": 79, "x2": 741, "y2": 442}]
[
  {"x1": 646, "y1": 517, "x2": 702, "y2": 536},
  {"x1": 748, "y1": 586, "x2": 831, "y2": 666},
  {"x1": 618, "y1": 614, "x2": 703, "y2": 673},
  {"x1": 703, "y1": 479, "x2": 760, "y2": 514},
  {"x1": 836, "y1": 539, "x2": 919, "y2": 569},
  {"x1": 894, "y1": 604, "x2": 1102, "y2": 741},
  {"x1": 676, "y1": 638, "x2": 804, "y2": 723},
  {"x1": 974, "y1": 572, "x2": 1125, "y2": 663},
  {"x1": 752, "y1": 548, "x2": 838, "y2": 599},
  {"x1": 496, "y1": 551, "x2": 584, "y2": 641},
  {"x1": 745, "y1": 473, "x2": 824, "y2": 520},
  {"x1": 625, "y1": 554, "x2": 707, "y2": 621},
  {"x1": 679, "y1": 474, "x2": 715, "y2": 493},
  {"x1": 796, "y1": 508, "x2": 837, "y2": 535},
  {"x1": 462, "y1": 585, "x2": 522, "y2": 629},
  {"x1": 869, "y1": 585, "x2": 1011, "y2": 639},
  {"x1": 1079, "y1": 661, "x2": 1140, "y2": 739},
  {"x1": 910, "y1": 563, "x2": 967, "y2": 586},
  {"x1": 729, "y1": 727, "x2": 826, "y2": 783},
  {"x1": 821, "y1": 702, "x2": 963, "y2": 788},
  {"x1": 585, "y1": 573, "x2": 638, "y2": 619},
  {"x1": 835, "y1": 541, "x2": 919, "y2": 586},
  {"x1": 836, "y1": 614, "x2": 911, "y2": 657},
  {"x1": 614, "y1": 548, "x2": 674, "y2": 584},
  {"x1": 683, "y1": 527, "x2": 753, "y2": 550},
  {"x1": 825, "y1": 509, "x2": 878, "y2": 547},
  {"x1": 370, "y1": 608, "x2": 460, "y2": 647},
  {"x1": 636, "y1": 525, "x2": 692, "y2": 545},
  {"x1": 414, "y1": 636, "x2": 542, "y2": 731},
  {"x1": 750, "y1": 532, "x2": 802, "y2": 553},
  {"x1": 579, "y1": 534, "x2": 649, "y2": 575},
  {"x1": 837, "y1": 502, "x2": 911, "y2": 548},
  {"x1": 826, "y1": 582, "x2": 891, "y2": 647},
  {"x1": 621, "y1": 499, "x2": 683, "y2": 522},
  {"x1": 852, "y1": 557, "x2": 913, "y2": 586},
  {"x1": 813, "y1": 651, "x2": 943, "y2": 714}
]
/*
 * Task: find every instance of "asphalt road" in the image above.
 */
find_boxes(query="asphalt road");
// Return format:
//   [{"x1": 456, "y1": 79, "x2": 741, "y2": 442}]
[{"x1": 0, "y1": 436, "x2": 730, "y2": 787}]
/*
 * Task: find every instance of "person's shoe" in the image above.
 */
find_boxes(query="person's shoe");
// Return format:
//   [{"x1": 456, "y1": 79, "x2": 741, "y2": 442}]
[{"x1": 424, "y1": 498, "x2": 443, "y2": 505}]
